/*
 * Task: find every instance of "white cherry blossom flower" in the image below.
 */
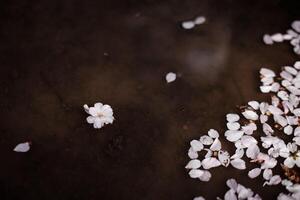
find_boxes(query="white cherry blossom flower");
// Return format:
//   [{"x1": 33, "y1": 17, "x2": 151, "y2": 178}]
[
  {"x1": 83, "y1": 103, "x2": 114, "y2": 129},
  {"x1": 283, "y1": 143, "x2": 300, "y2": 168}
]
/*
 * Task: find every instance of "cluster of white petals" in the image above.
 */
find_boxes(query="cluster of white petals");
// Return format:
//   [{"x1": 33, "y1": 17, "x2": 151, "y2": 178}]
[
  {"x1": 83, "y1": 102, "x2": 114, "y2": 129},
  {"x1": 222, "y1": 179, "x2": 262, "y2": 200},
  {"x1": 182, "y1": 16, "x2": 206, "y2": 30},
  {"x1": 193, "y1": 179, "x2": 261, "y2": 200},
  {"x1": 263, "y1": 20, "x2": 300, "y2": 54},
  {"x1": 186, "y1": 60, "x2": 300, "y2": 199}
]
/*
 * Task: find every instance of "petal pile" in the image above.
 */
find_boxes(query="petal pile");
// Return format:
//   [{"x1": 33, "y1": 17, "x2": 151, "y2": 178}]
[
  {"x1": 186, "y1": 60, "x2": 300, "y2": 199},
  {"x1": 263, "y1": 20, "x2": 300, "y2": 55}
]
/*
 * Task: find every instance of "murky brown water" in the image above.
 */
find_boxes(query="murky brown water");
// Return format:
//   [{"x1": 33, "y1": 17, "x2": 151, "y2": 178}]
[{"x1": 1, "y1": 0, "x2": 300, "y2": 199}]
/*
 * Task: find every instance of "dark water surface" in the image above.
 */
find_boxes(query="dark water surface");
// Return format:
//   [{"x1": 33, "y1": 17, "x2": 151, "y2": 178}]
[{"x1": 1, "y1": 0, "x2": 300, "y2": 199}]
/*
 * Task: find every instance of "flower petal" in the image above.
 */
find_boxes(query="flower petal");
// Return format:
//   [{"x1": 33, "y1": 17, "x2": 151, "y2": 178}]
[
  {"x1": 231, "y1": 158, "x2": 246, "y2": 170},
  {"x1": 14, "y1": 142, "x2": 30, "y2": 153},
  {"x1": 248, "y1": 168, "x2": 261, "y2": 179},
  {"x1": 202, "y1": 157, "x2": 221, "y2": 169},
  {"x1": 185, "y1": 159, "x2": 201, "y2": 169},
  {"x1": 189, "y1": 169, "x2": 204, "y2": 178},
  {"x1": 190, "y1": 140, "x2": 204, "y2": 152}
]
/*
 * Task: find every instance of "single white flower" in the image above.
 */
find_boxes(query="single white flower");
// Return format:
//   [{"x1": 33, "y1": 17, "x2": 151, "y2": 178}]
[
  {"x1": 83, "y1": 103, "x2": 114, "y2": 129},
  {"x1": 283, "y1": 143, "x2": 300, "y2": 168}
]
